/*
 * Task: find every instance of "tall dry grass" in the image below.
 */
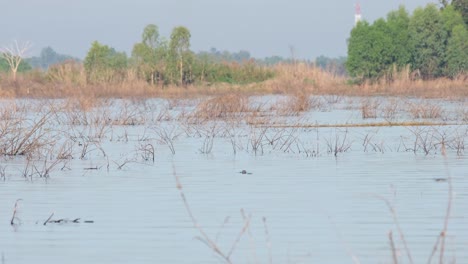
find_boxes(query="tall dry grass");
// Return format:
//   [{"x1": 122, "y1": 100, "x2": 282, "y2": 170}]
[
  {"x1": 257, "y1": 63, "x2": 346, "y2": 94},
  {"x1": 357, "y1": 66, "x2": 468, "y2": 99},
  {"x1": 0, "y1": 63, "x2": 466, "y2": 99},
  {"x1": 191, "y1": 93, "x2": 250, "y2": 121}
]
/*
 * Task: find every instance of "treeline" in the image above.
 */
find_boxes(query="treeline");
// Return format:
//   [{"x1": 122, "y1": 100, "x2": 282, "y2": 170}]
[
  {"x1": 82, "y1": 25, "x2": 274, "y2": 86},
  {"x1": 82, "y1": 24, "x2": 345, "y2": 86},
  {"x1": 346, "y1": 3, "x2": 467, "y2": 81},
  {"x1": 2, "y1": 26, "x2": 346, "y2": 87},
  {"x1": 27, "y1": 47, "x2": 79, "y2": 69}
]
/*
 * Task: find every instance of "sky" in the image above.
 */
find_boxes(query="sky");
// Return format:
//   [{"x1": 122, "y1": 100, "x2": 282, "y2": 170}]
[{"x1": 1, "y1": 0, "x2": 438, "y2": 60}]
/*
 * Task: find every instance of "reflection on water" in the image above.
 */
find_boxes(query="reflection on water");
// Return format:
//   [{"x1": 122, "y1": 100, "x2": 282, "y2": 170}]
[{"x1": 0, "y1": 97, "x2": 467, "y2": 264}]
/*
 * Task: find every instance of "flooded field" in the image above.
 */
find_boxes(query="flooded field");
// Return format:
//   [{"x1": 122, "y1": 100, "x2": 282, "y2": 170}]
[{"x1": 0, "y1": 95, "x2": 467, "y2": 263}]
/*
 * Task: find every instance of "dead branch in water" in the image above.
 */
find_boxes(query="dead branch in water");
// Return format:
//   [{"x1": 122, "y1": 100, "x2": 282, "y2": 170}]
[
  {"x1": 373, "y1": 194, "x2": 413, "y2": 264},
  {"x1": 43, "y1": 212, "x2": 54, "y2": 226},
  {"x1": 171, "y1": 163, "x2": 231, "y2": 263},
  {"x1": 10, "y1": 199, "x2": 23, "y2": 226},
  {"x1": 389, "y1": 231, "x2": 398, "y2": 264},
  {"x1": 172, "y1": 163, "x2": 254, "y2": 264}
]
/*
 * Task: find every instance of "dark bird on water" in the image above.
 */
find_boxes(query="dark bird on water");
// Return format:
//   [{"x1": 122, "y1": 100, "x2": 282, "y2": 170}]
[{"x1": 239, "y1": 170, "x2": 252, "y2": 175}]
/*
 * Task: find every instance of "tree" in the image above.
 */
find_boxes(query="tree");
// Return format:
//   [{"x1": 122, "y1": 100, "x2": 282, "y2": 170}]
[
  {"x1": 451, "y1": 0, "x2": 468, "y2": 26},
  {"x1": 169, "y1": 26, "x2": 192, "y2": 85},
  {"x1": 445, "y1": 24, "x2": 468, "y2": 77},
  {"x1": 346, "y1": 20, "x2": 395, "y2": 80},
  {"x1": 409, "y1": 4, "x2": 448, "y2": 79},
  {"x1": 84, "y1": 41, "x2": 127, "y2": 83},
  {"x1": 386, "y1": 6, "x2": 412, "y2": 67},
  {"x1": 26, "y1": 47, "x2": 77, "y2": 69},
  {"x1": 132, "y1": 24, "x2": 168, "y2": 85},
  {"x1": 441, "y1": 5, "x2": 465, "y2": 35},
  {"x1": 0, "y1": 40, "x2": 32, "y2": 81},
  {"x1": 346, "y1": 21, "x2": 373, "y2": 79}
]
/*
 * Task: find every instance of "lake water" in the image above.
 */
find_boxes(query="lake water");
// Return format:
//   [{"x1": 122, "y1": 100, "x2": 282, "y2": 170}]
[{"x1": 0, "y1": 96, "x2": 467, "y2": 264}]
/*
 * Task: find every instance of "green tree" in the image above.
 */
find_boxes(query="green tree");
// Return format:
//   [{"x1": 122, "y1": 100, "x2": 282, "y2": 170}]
[
  {"x1": 84, "y1": 41, "x2": 127, "y2": 83},
  {"x1": 346, "y1": 20, "x2": 394, "y2": 80},
  {"x1": 386, "y1": 6, "x2": 412, "y2": 67},
  {"x1": 169, "y1": 26, "x2": 192, "y2": 85},
  {"x1": 409, "y1": 4, "x2": 448, "y2": 79},
  {"x1": 132, "y1": 24, "x2": 168, "y2": 85},
  {"x1": 441, "y1": 5, "x2": 465, "y2": 35},
  {"x1": 346, "y1": 21, "x2": 374, "y2": 79},
  {"x1": 451, "y1": 0, "x2": 468, "y2": 26},
  {"x1": 445, "y1": 24, "x2": 468, "y2": 77}
]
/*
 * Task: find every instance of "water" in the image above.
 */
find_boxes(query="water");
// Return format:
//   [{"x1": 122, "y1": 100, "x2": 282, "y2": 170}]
[{"x1": 0, "y1": 97, "x2": 467, "y2": 264}]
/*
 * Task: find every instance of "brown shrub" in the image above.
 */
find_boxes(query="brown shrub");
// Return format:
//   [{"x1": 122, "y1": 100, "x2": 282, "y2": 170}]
[{"x1": 192, "y1": 93, "x2": 250, "y2": 120}]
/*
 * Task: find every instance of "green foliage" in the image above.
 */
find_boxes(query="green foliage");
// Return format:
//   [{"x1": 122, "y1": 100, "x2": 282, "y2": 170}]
[
  {"x1": 79, "y1": 24, "x2": 276, "y2": 87},
  {"x1": 84, "y1": 41, "x2": 127, "y2": 83},
  {"x1": 192, "y1": 60, "x2": 274, "y2": 84},
  {"x1": 347, "y1": 3, "x2": 467, "y2": 81},
  {"x1": 445, "y1": 24, "x2": 468, "y2": 77},
  {"x1": 451, "y1": 0, "x2": 468, "y2": 26},
  {"x1": 347, "y1": 7, "x2": 412, "y2": 80},
  {"x1": 260, "y1": 56, "x2": 290, "y2": 65},
  {"x1": 346, "y1": 21, "x2": 379, "y2": 79},
  {"x1": 197, "y1": 48, "x2": 251, "y2": 64},
  {"x1": 441, "y1": 5, "x2": 465, "y2": 35},
  {"x1": 386, "y1": 7, "x2": 412, "y2": 67},
  {"x1": 409, "y1": 4, "x2": 448, "y2": 78},
  {"x1": 0, "y1": 56, "x2": 32, "y2": 73},
  {"x1": 169, "y1": 26, "x2": 192, "y2": 85},
  {"x1": 132, "y1": 24, "x2": 168, "y2": 85}
]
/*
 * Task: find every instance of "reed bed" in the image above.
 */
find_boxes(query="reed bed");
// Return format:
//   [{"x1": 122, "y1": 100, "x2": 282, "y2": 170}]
[{"x1": 1, "y1": 63, "x2": 467, "y2": 100}]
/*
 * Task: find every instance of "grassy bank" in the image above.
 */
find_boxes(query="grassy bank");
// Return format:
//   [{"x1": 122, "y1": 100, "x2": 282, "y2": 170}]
[{"x1": 0, "y1": 63, "x2": 466, "y2": 99}]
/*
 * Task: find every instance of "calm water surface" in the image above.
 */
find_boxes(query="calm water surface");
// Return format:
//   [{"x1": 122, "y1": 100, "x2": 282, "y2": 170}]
[{"x1": 0, "y1": 97, "x2": 467, "y2": 264}]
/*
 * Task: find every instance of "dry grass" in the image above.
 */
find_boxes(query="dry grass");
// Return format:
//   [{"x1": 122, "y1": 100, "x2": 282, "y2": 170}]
[
  {"x1": 0, "y1": 64, "x2": 466, "y2": 100},
  {"x1": 357, "y1": 70, "x2": 468, "y2": 99},
  {"x1": 276, "y1": 91, "x2": 312, "y2": 116},
  {"x1": 191, "y1": 93, "x2": 250, "y2": 121},
  {"x1": 360, "y1": 99, "x2": 379, "y2": 119},
  {"x1": 406, "y1": 101, "x2": 444, "y2": 119},
  {"x1": 256, "y1": 63, "x2": 346, "y2": 94}
]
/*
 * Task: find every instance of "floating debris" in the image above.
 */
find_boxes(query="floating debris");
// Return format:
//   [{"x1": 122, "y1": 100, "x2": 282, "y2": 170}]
[
  {"x1": 434, "y1": 178, "x2": 447, "y2": 182},
  {"x1": 44, "y1": 213, "x2": 94, "y2": 225}
]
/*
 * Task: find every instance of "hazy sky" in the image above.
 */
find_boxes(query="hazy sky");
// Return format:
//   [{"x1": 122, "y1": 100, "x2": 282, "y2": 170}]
[{"x1": 1, "y1": 0, "x2": 438, "y2": 60}]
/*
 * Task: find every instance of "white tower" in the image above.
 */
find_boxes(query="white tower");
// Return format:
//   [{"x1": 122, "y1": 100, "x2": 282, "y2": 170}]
[{"x1": 355, "y1": 1, "x2": 362, "y2": 25}]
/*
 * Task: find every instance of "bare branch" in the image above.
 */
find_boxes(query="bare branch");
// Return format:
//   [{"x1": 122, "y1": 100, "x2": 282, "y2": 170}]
[{"x1": 1, "y1": 40, "x2": 32, "y2": 81}]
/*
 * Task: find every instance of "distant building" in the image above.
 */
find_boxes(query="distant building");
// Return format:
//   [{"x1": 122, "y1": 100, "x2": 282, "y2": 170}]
[{"x1": 355, "y1": 1, "x2": 362, "y2": 25}]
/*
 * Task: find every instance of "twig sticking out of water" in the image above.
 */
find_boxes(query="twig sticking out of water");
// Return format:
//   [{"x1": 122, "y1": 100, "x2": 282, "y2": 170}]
[
  {"x1": 171, "y1": 163, "x2": 232, "y2": 263},
  {"x1": 172, "y1": 163, "x2": 252, "y2": 264},
  {"x1": 263, "y1": 217, "x2": 273, "y2": 264},
  {"x1": 427, "y1": 232, "x2": 442, "y2": 264},
  {"x1": 227, "y1": 211, "x2": 251, "y2": 260},
  {"x1": 439, "y1": 143, "x2": 452, "y2": 264},
  {"x1": 215, "y1": 216, "x2": 230, "y2": 243},
  {"x1": 10, "y1": 199, "x2": 22, "y2": 226},
  {"x1": 327, "y1": 215, "x2": 361, "y2": 264},
  {"x1": 389, "y1": 231, "x2": 398, "y2": 264},
  {"x1": 0, "y1": 165, "x2": 6, "y2": 181},
  {"x1": 374, "y1": 195, "x2": 413, "y2": 264},
  {"x1": 241, "y1": 209, "x2": 258, "y2": 263},
  {"x1": 44, "y1": 212, "x2": 54, "y2": 226}
]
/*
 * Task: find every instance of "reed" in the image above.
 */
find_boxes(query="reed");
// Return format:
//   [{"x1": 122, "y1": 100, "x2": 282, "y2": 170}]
[
  {"x1": 1, "y1": 63, "x2": 466, "y2": 99},
  {"x1": 406, "y1": 101, "x2": 444, "y2": 119},
  {"x1": 192, "y1": 93, "x2": 250, "y2": 121},
  {"x1": 360, "y1": 98, "x2": 379, "y2": 119}
]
